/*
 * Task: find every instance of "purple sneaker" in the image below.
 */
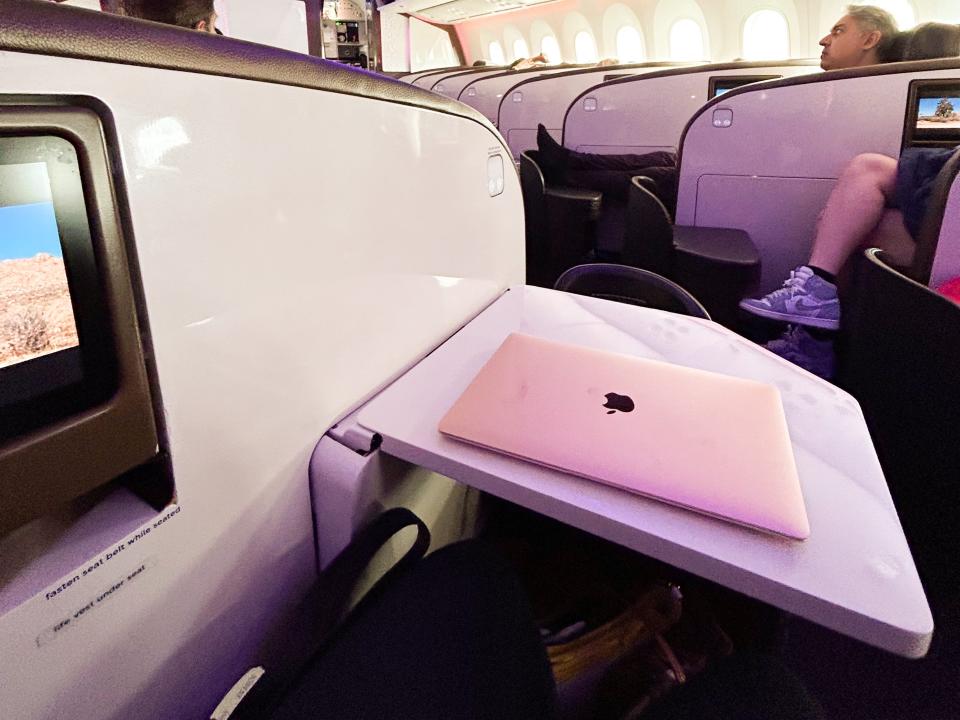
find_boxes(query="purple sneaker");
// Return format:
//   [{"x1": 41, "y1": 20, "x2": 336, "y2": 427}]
[
  {"x1": 764, "y1": 325, "x2": 836, "y2": 380},
  {"x1": 739, "y1": 266, "x2": 840, "y2": 330}
]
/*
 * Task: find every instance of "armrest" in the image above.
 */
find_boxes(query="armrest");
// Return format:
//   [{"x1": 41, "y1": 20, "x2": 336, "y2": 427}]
[
  {"x1": 536, "y1": 186, "x2": 603, "y2": 286},
  {"x1": 544, "y1": 185, "x2": 603, "y2": 217},
  {"x1": 673, "y1": 226, "x2": 759, "y2": 266}
]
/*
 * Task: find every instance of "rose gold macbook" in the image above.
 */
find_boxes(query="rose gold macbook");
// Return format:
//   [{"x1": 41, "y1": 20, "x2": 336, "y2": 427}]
[{"x1": 438, "y1": 333, "x2": 809, "y2": 540}]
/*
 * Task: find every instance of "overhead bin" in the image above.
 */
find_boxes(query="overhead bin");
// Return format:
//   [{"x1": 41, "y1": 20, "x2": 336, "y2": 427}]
[
  {"x1": 676, "y1": 58, "x2": 960, "y2": 291},
  {"x1": 563, "y1": 60, "x2": 820, "y2": 156},
  {"x1": 498, "y1": 62, "x2": 695, "y2": 159}
]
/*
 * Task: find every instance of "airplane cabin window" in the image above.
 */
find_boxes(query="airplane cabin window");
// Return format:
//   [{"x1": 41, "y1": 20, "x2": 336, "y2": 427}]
[
  {"x1": 575, "y1": 31, "x2": 599, "y2": 64},
  {"x1": 616, "y1": 26, "x2": 645, "y2": 63},
  {"x1": 873, "y1": 0, "x2": 917, "y2": 29},
  {"x1": 669, "y1": 18, "x2": 705, "y2": 60},
  {"x1": 540, "y1": 35, "x2": 561, "y2": 64},
  {"x1": 742, "y1": 9, "x2": 790, "y2": 60},
  {"x1": 488, "y1": 40, "x2": 507, "y2": 65},
  {"x1": 513, "y1": 37, "x2": 530, "y2": 62}
]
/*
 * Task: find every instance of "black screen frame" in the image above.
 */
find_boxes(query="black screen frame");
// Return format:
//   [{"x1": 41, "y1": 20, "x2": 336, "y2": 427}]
[
  {"x1": 902, "y1": 79, "x2": 960, "y2": 150},
  {"x1": 708, "y1": 75, "x2": 781, "y2": 98},
  {"x1": 0, "y1": 134, "x2": 117, "y2": 439},
  {"x1": 0, "y1": 101, "x2": 161, "y2": 537}
]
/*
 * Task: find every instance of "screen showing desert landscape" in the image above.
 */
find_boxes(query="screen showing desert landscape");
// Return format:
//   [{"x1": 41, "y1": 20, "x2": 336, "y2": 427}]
[
  {"x1": 0, "y1": 162, "x2": 79, "y2": 370},
  {"x1": 917, "y1": 95, "x2": 960, "y2": 129}
]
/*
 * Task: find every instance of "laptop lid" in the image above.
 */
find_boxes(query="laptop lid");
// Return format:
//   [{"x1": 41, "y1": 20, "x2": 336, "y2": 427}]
[{"x1": 439, "y1": 333, "x2": 809, "y2": 539}]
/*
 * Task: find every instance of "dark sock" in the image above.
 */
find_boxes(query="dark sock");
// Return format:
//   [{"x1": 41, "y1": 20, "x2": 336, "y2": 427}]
[
  {"x1": 807, "y1": 265, "x2": 836, "y2": 285},
  {"x1": 536, "y1": 124, "x2": 568, "y2": 165}
]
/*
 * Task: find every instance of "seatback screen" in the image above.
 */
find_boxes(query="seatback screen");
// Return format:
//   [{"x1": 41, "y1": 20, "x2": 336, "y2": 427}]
[
  {"x1": 709, "y1": 75, "x2": 781, "y2": 98},
  {"x1": 0, "y1": 162, "x2": 79, "y2": 369},
  {"x1": 916, "y1": 93, "x2": 960, "y2": 130},
  {"x1": 905, "y1": 81, "x2": 960, "y2": 149}
]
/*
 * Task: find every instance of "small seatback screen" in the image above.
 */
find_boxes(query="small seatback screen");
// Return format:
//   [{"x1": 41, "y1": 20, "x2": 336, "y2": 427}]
[
  {"x1": 0, "y1": 134, "x2": 115, "y2": 437},
  {"x1": 916, "y1": 94, "x2": 960, "y2": 130},
  {"x1": 905, "y1": 81, "x2": 960, "y2": 149},
  {"x1": 709, "y1": 75, "x2": 781, "y2": 98},
  {"x1": 0, "y1": 162, "x2": 80, "y2": 369}
]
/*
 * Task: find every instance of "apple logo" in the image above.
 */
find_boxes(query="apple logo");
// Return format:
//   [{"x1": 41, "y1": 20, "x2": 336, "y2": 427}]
[{"x1": 603, "y1": 392, "x2": 635, "y2": 415}]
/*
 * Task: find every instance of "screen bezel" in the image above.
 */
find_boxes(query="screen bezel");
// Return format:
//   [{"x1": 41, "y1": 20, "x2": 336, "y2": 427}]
[
  {"x1": 0, "y1": 102, "x2": 161, "y2": 537},
  {"x1": 0, "y1": 134, "x2": 117, "y2": 439},
  {"x1": 902, "y1": 79, "x2": 960, "y2": 151},
  {"x1": 708, "y1": 75, "x2": 781, "y2": 98}
]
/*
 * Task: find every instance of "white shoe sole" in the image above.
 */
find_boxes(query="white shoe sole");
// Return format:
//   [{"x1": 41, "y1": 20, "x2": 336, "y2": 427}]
[{"x1": 739, "y1": 302, "x2": 840, "y2": 330}]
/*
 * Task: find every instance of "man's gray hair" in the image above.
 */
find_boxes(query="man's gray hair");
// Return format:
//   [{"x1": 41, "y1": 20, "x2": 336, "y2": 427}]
[{"x1": 846, "y1": 4, "x2": 899, "y2": 37}]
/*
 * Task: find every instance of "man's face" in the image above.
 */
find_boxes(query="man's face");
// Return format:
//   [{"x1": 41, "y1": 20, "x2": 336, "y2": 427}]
[{"x1": 819, "y1": 15, "x2": 880, "y2": 70}]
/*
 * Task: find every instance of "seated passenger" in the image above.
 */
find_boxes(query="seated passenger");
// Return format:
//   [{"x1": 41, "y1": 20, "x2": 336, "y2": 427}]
[
  {"x1": 535, "y1": 5, "x2": 900, "y2": 209},
  {"x1": 740, "y1": 145, "x2": 958, "y2": 378},
  {"x1": 877, "y1": 30, "x2": 910, "y2": 62},
  {"x1": 509, "y1": 54, "x2": 548, "y2": 70},
  {"x1": 121, "y1": 0, "x2": 218, "y2": 32},
  {"x1": 818, "y1": 4, "x2": 899, "y2": 71}
]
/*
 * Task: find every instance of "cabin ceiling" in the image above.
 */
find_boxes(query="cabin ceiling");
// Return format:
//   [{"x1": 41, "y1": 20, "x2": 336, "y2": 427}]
[{"x1": 387, "y1": 0, "x2": 560, "y2": 25}]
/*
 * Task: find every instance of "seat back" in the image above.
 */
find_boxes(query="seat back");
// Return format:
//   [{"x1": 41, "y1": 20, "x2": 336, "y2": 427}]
[
  {"x1": 431, "y1": 66, "x2": 509, "y2": 97},
  {"x1": 519, "y1": 151, "x2": 549, "y2": 286},
  {"x1": 909, "y1": 147, "x2": 960, "y2": 285},
  {"x1": 839, "y1": 249, "x2": 960, "y2": 616},
  {"x1": 497, "y1": 62, "x2": 685, "y2": 159},
  {"x1": 563, "y1": 61, "x2": 819, "y2": 156},
  {"x1": 410, "y1": 66, "x2": 468, "y2": 88},
  {"x1": 554, "y1": 263, "x2": 710, "y2": 319},
  {"x1": 621, "y1": 176, "x2": 676, "y2": 275},
  {"x1": 459, "y1": 65, "x2": 584, "y2": 125},
  {"x1": 675, "y1": 59, "x2": 960, "y2": 292}
]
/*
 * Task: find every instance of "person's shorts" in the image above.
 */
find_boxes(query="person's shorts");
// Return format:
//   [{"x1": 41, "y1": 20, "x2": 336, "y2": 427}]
[{"x1": 893, "y1": 146, "x2": 958, "y2": 239}]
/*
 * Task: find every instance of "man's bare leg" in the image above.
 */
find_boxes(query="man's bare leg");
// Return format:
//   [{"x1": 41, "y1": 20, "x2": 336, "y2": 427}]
[
  {"x1": 808, "y1": 154, "x2": 900, "y2": 274},
  {"x1": 871, "y1": 208, "x2": 915, "y2": 267},
  {"x1": 739, "y1": 153, "x2": 903, "y2": 330}
]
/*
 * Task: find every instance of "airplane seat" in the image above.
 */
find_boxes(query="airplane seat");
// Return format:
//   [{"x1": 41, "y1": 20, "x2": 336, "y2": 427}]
[
  {"x1": 837, "y1": 249, "x2": 960, "y2": 650},
  {"x1": 554, "y1": 263, "x2": 711, "y2": 319},
  {"x1": 519, "y1": 151, "x2": 602, "y2": 287},
  {"x1": 904, "y1": 147, "x2": 960, "y2": 285},
  {"x1": 623, "y1": 178, "x2": 760, "y2": 327}
]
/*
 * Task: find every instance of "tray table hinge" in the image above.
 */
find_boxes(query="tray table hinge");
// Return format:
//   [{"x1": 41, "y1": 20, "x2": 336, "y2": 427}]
[{"x1": 326, "y1": 417, "x2": 381, "y2": 455}]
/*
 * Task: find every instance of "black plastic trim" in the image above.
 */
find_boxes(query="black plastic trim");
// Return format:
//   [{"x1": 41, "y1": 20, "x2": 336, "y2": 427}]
[{"x1": 0, "y1": 99, "x2": 162, "y2": 537}]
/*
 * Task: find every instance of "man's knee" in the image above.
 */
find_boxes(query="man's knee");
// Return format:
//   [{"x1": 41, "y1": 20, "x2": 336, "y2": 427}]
[{"x1": 842, "y1": 153, "x2": 897, "y2": 182}]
